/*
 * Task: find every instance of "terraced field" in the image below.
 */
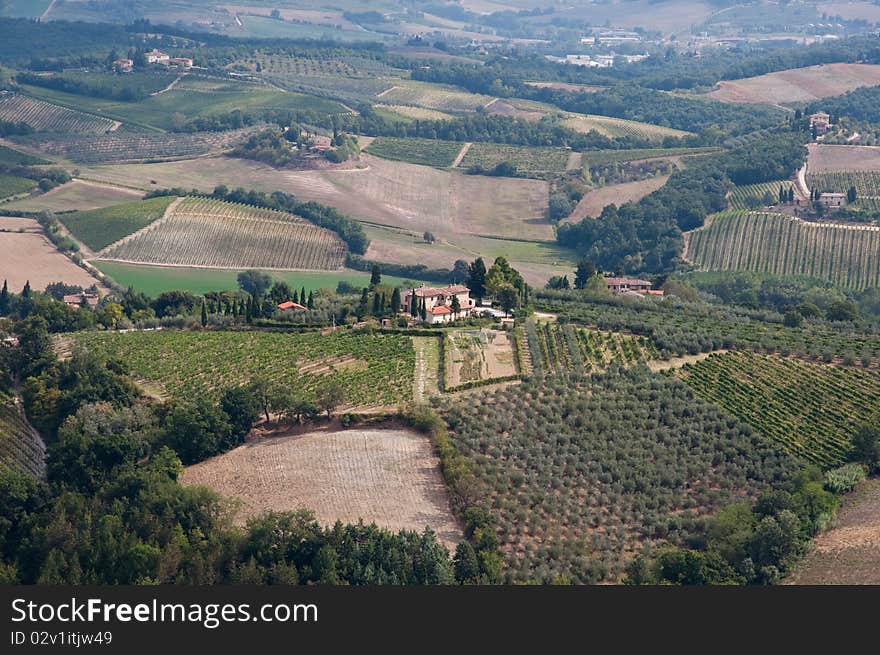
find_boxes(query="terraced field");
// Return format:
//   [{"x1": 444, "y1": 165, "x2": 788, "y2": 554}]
[
  {"x1": 60, "y1": 196, "x2": 176, "y2": 251},
  {"x1": 679, "y1": 351, "x2": 880, "y2": 467},
  {"x1": 97, "y1": 197, "x2": 347, "y2": 270},
  {"x1": 0, "y1": 392, "x2": 45, "y2": 478},
  {"x1": 0, "y1": 92, "x2": 116, "y2": 134},
  {"x1": 686, "y1": 210, "x2": 880, "y2": 289},
  {"x1": 73, "y1": 329, "x2": 415, "y2": 409}
]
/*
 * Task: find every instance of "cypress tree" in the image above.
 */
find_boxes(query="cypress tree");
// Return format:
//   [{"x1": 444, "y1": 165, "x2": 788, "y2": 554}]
[
  {"x1": 419, "y1": 297, "x2": 427, "y2": 321},
  {"x1": 307, "y1": 291, "x2": 314, "y2": 309},
  {"x1": 22, "y1": 280, "x2": 31, "y2": 298},
  {"x1": 246, "y1": 296, "x2": 253, "y2": 324},
  {"x1": 0, "y1": 279, "x2": 8, "y2": 315},
  {"x1": 372, "y1": 292, "x2": 381, "y2": 315},
  {"x1": 370, "y1": 264, "x2": 381, "y2": 288},
  {"x1": 391, "y1": 288, "x2": 401, "y2": 314},
  {"x1": 300, "y1": 286, "x2": 306, "y2": 305},
  {"x1": 410, "y1": 289, "x2": 418, "y2": 317},
  {"x1": 201, "y1": 301, "x2": 208, "y2": 327}
]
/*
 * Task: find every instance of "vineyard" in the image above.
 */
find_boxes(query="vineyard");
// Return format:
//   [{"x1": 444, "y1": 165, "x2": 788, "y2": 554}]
[
  {"x1": 561, "y1": 113, "x2": 692, "y2": 142},
  {"x1": 72, "y1": 330, "x2": 415, "y2": 408},
  {"x1": 375, "y1": 104, "x2": 454, "y2": 122},
  {"x1": 365, "y1": 136, "x2": 463, "y2": 167},
  {"x1": 459, "y1": 143, "x2": 570, "y2": 176},
  {"x1": 535, "y1": 293, "x2": 880, "y2": 366},
  {"x1": 728, "y1": 181, "x2": 791, "y2": 209},
  {"x1": 230, "y1": 52, "x2": 397, "y2": 78},
  {"x1": 678, "y1": 352, "x2": 880, "y2": 467},
  {"x1": 525, "y1": 321, "x2": 661, "y2": 376},
  {"x1": 97, "y1": 197, "x2": 347, "y2": 270},
  {"x1": 439, "y1": 371, "x2": 800, "y2": 582},
  {"x1": 0, "y1": 392, "x2": 45, "y2": 478},
  {"x1": 0, "y1": 92, "x2": 117, "y2": 134},
  {"x1": 581, "y1": 147, "x2": 719, "y2": 167},
  {"x1": 14, "y1": 128, "x2": 257, "y2": 164},
  {"x1": 376, "y1": 80, "x2": 494, "y2": 112},
  {"x1": 687, "y1": 210, "x2": 880, "y2": 289},
  {"x1": 806, "y1": 170, "x2": 880, "y2": 198},
  {"x1": 0, "y1": 174, "x2": 36, "y2": 200},
  {"x1": 60, "y1": 196, "x2": 174, "y2": 252}
]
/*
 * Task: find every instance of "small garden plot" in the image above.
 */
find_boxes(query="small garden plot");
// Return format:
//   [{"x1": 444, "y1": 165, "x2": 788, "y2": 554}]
[
  {"x1": 180, "y1": 427, "x2": 463, "y2": 550},
  {"x1": 97, "y1": 196, "x2": 347, "y2": 270},
  {"x1": 459, "y1": 143, "x2": 570, "y2": 177},
  {"x1": 365, "y1": 136, "x2": 463, "y2": 167},
  {"x1": 445, "y1": 329, "x2": 517, "y2": 389}
]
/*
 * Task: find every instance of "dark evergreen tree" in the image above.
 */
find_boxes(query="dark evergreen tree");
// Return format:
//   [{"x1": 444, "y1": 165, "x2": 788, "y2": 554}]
[
  {"x1": 467, "y1": 258, "x2": 487, "y2": 302},
  {"x1": 370, "y1": 264, "x2": 381, "y2": 288},
  {"x1": 200, "y1": 301, "x2": 208, "y2": 328},
  {"x1": 574, "y1": 259, "x2": 597, "y2": 289},
  {"x1": 307, "y1": 291, "x2": 315, "y2": 309},
  {"x1": 21, "y1": 280, "x2": 31, "y2": 298},
  {"x1": 390, "y1": 288, "x2": 401, "y2": 314},
  {"x1": 0, "y1": 280, "x2": 8, "y2": 315}
]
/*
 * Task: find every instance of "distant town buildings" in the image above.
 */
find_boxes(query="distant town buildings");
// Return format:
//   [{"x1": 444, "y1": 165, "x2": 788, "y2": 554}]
[
  {"x1": 63, "y1": 292, "x2": 99, "y2": 309},
  {"x1": 145, "y1": 49, "x2": 170, "y2": 65}
]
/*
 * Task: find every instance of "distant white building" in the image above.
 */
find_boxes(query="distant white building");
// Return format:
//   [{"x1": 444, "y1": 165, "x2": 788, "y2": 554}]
[{"x1": 145, "y1": 49, "x2": 170, "y2": 65}]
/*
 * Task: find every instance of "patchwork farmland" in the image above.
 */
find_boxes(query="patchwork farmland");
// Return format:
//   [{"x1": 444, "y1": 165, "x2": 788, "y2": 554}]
[
  {"x1": 561, "y1": 113, "x2": 692, "y2": 142},
  {"x1": 60, "y1": 196, "x2": 176, "y2": 251},
  {"x1": 686, "y1": 210, "x2": 880, "y2": 289},
  {"x1": 97, "y1": 197, "x2": 347, "y2": 270}
]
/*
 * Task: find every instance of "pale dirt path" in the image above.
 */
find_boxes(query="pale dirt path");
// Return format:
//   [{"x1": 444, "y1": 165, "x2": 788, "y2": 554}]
[
  {"x1": 40, "y1": 0, "x2": 57, "y2": 21},
  {"x1": 150, "y1": 74, "x2": 185, "y2": 97},
  {"x1": 375, "y1": 86, "x2": 398, "y2": 98},
  {"x1": 648, "y1": 349, "x2": 728, "y2": 372},
  {"x1": 450, "y1": 142, "x2": 472, "y2": 168},
  {"x1": 797, "y1": 163, "x2": 810, "y2": 198},
  {"x1": 95, "y1": 196, "x2": 183, "y2": 256},
  {"x1": 565, "y1": 151, "x2": 582, "y2": 171}
]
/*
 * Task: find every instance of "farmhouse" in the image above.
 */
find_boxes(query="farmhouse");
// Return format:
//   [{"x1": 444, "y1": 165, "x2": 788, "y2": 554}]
[
  {"x1": 63, "y1": 292, "x2": 99, "y2": 309},
  {"x1": 819, "y1": 192, "x2": 845, "y2": 207},
  {"x1": 604, "y1": 276, "x2": 653, "y2": 294},
  {"x1": 113, "y1": 58, "x2": 133, "y2": 73},
  {"x1": 277, "y1": 301, "x2": 307, "y2": 311},
  {"x1": 404, "y1": 284, "x2": 474, "y2": 324},
  {"x1": 145, "y1": 49, "x2": 170, "y2": 65},
  {"x1": 810, "y1": 111, "x2": 831, "y2": 135},
  {"x1": 170, "y1": 57, "x2": 194, "y2": 69}
]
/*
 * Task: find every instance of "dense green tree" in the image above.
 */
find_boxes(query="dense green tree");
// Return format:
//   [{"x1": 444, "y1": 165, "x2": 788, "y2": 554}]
[
  {"x1": 574, "y1": 259, "x2": 597, "y2": 289},
  {"x1": 317, "y1": 381, "x2": 346, "y2": 418},
  {"x1": 370, "y1": 264, "x2": 382, "y2": 288},
  {"x1": 467, "y1": 258, "x2": 487, "y2": 302},
  {"x1": 237, "y1": 270, "x2": 272, "y2": 297},
  {"x1": 390, "y1": 288, "x2": 401, "y2": 314}
]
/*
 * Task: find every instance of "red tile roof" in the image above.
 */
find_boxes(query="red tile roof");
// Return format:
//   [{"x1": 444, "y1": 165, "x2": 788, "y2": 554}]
[
  {"x1": 407, "y1": 284, "x2": 470, "y2": 298},
  {"x1": 278, "y1": 301, "x2": 306, "y2": 310},
  {"x1": 429, "y1": 306, "x2": 452, "y2": 315}
]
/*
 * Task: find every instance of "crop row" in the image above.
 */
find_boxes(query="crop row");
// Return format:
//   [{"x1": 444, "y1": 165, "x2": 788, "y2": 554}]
[
  {"x1": 806, "y1": 170, "x2": 880, "y2": 198},
  {"x1": 460, "y1": 143, "x2": 570, "y2": 176},
  {"x1": 98, "y1": 197, "x2": 347, "y2": 270},
  {"x1": 0, "y1": 393, "x2": 45, "y2": 478},
  {"x1": 581, "y1": 147, "x2": 719, "y2": 167},
  {"x1": 688, "y1": 210, "x2": 880, "y2": 289},
  {"x1": 365, "y1": 136, "x2": 463, "y2": 167},
  {"x1": 728, "y1": 181, "x2": 792, "y2": 210},
  {"x1": 0, "y1": 92, "x2": 116, "y2": 134},
  {"x1": 527, "y1": 321, "x2": 660, "y2": 376},
  {"x1": 14, "y1": 127, "x2": 257, "y2": 164},
  {"x1": 679, "y1": 351, "x2": 880, "y2": 467}
]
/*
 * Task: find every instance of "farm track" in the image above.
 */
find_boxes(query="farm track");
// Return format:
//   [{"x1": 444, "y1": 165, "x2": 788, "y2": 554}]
[{"x1": 450, "y1": 142, "x2": 472, "y2": 168}]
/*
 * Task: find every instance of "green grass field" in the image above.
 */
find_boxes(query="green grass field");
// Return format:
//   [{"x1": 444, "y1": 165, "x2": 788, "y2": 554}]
[
  {"x1": 59, "y1": 196, "x2": 175, "y2": 251},
  {"x1": 73, "y1": 329, "x2": 415, "y2": 408},
  {"x1": 0, "y1": 144, "x2": 48, "y2": 165},
  {"x1": 0, "y1": 174, "x2": 37, "y2": 199},
  {"x1": 20, "y1": 78, "x2": 347, "y2": 132},
  {"x1": 93, "y1": 261, "x2": 430, "y2": 296}
]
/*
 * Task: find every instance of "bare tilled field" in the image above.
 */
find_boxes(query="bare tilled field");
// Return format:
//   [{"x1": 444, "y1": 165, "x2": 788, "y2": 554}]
[
  {"x1": 0, "y1": 221, "x2": 103, "y2": 292},
  {"x1": 180, "y1": 427, "x2": 464, "y2": 551},
  {"x1": 6, "y1": 179, "x2": 143, "y2": 213},
  {"x1": 709, "y1": 63, "x2": 880, "y2": 105},
  {"x1": 564, "y1": 175, "x2": 671, "y2": 222},
  {"x1": 79, "y1": 154, "x2": 551, "y2": 242},
  {"x1": 785, "y1": 479, "x2": 880, "y2": 584},
  {"x1": 807, "y1": 143, "x2": 880, "y2": 173}
]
